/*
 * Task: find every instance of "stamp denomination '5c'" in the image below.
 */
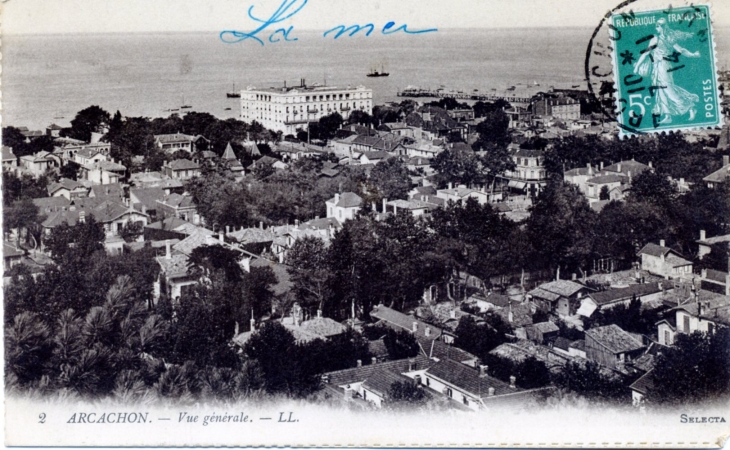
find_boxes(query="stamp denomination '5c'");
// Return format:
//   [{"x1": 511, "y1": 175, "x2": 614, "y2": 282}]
[{"x1": 610, "y1": 4, "x2": 721, "y2": 137}]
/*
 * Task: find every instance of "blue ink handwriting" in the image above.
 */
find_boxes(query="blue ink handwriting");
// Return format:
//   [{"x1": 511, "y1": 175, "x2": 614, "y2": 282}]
[{"x1": 220, "y1": 0, "x2": 437, "y2": 45}]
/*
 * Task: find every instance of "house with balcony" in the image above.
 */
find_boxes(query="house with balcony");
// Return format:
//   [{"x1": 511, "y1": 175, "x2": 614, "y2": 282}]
[
  {"x1": 154, "y1": 133, "x2": 202, "y2": 155},
  {"x1": 503, "y1": 149, "x2": 547, "y2": 194}
]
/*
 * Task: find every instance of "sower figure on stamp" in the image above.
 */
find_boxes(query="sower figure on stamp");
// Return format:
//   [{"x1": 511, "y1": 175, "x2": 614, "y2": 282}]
[{"x1": 633, "y1": 18, "x2": 700, "y2": 124}]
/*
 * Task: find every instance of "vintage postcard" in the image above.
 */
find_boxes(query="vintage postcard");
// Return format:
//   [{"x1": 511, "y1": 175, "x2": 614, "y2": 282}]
[{"x1": 2, "y1": 0, "x2": 730, "y2": 447}]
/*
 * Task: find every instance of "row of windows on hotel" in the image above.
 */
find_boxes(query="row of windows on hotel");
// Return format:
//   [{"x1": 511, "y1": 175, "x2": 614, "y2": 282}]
[
  {"x1": 250, "y1": 92, "x2": 370, "y2": 103},
  {"x1": 243, "y1": 102, "x2": 369, "y2": 113}
]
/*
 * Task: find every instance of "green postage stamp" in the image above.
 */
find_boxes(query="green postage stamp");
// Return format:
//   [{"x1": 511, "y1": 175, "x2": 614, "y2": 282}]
[{"x1": 610, "y1": 4, "x2": 721, "y2": 137}]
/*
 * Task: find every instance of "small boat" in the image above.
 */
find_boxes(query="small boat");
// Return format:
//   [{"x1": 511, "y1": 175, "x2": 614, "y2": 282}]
[
  {"x1": 366, "y1": 65, "x2": 389, "y2": 77},
  {"x1": 227, "y1": 83, "x2": 241, "y2": 98},
  {"x1": 224, "y1": 107, "x2": 232, "y2": 111},
  {"x1": 181, "y1": 105, "x2": 192, "y2": 109}
]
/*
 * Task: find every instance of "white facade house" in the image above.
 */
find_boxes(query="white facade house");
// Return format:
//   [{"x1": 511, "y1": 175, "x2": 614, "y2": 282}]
[
  {"x1": 325, "y1": 192, "x2": 363, "y2": 223},
  {"x1": 240, "y1": 83, "x2": 373, "y2": 135}
]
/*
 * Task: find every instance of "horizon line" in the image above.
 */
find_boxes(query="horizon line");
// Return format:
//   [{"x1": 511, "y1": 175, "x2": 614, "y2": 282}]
[{"x1": 3, "y1": 26, "x2": 609, "y2": 37}]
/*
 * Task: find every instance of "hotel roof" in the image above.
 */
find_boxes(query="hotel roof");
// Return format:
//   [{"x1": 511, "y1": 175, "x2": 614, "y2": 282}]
[{"x1": 245, "y1": 84, "x2": 371, "y2": 94}]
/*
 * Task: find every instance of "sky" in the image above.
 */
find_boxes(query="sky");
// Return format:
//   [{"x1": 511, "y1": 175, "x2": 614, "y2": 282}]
[{"x1": 4, "y1": 0, "x2": 728, "y2": 35}]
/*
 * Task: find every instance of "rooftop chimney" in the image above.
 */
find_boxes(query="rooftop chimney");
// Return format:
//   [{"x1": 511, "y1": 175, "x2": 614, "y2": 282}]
[
  {"x1": 371, "y1": 357, "x2": 377, "y2": 364},
  {"x1": 425, "y1": 327, "x2": 431, "y2": 337},
  {"x1": 617, "y1": 163, "x2": 622, "y2": 173},
  {"x1": 356, "y1": 359, "x2": 362, "y2": 367},
  {"x1": 226, "y1": 225, "x2": 230, "y2": 234},
  {"x1": 700, "y1": 230, "x2": 706, "y2": 241},
  {"x1": 488, "y1": 387, "x2": 495, "y2": 396},
  {"x1": 79, "y1": 210, "x2": 86, "y2": 223},
  {"x1": 317, "y1": 309, "x2": 322, "y2": 318},
  {"x1": 660, "y1": 239, "x2": 666, "y2": 247},
  {"x1": 250, "y1": 309, "x2": 256, "y2": 331},
  {"x1": 449, "y1": 309, "x2": 456, "y2": 319},
  {"x1": 479, "y1": 365, "x2": 488, "y2": 377},
  {"x1": 648, "y1": 161, "x2": 653, "y2": 168},
  {"x1": 724, "y1": 155, "x2": 729, "y2": 167},
  {"x1": 509, "y1": 376, "x2": 516, "y2": 389},
  {"x1": 412, "y1": 321, "x2": 418, "y2": 333},
  {"x1": 600, "y1": 161, "x2": 604, "y2": 170},
  {"x1": 334, "y1": 193, "x2": 340, "y2": 205},
  {"x1": 382, "y1": 197, "x2": 388, "y2": 213},
  {"x1": 219, "y1": 231, "x2": 224, "y2": 244},
  {"x1": 408, "y1": 359, "x2": 416, "y2": 371},
  {"x1": 165, "y1": 239, "x2": 171, "y2": 260}
]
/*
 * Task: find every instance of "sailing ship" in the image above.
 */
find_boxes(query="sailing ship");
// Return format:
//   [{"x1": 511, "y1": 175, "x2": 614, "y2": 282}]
[
  {"x1": 366, "y1": 65, "x2": 389, "y2": 77},
  {"x1": 180, "y1": 95, "x2": 192, "y2": 109},
  {"x1": 227, "y1": 83, "x2": 241, "y2": 98}
]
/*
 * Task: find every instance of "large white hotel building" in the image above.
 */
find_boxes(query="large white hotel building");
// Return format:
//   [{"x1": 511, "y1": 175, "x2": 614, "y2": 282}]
[{"x1": 240, "y1": 80, "x2": 373, "y2": 135}]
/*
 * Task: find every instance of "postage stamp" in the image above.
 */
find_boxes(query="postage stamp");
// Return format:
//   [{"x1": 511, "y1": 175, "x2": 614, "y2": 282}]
[
  {"x1": 2, "y1": 0, "x2": 730, "y2": 448},
  {"x1": 609, "y1": 4, "x2": 722, "y2": 136}
]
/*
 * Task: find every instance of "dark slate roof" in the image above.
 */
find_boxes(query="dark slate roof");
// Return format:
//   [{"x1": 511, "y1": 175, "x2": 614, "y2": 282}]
[
  {"x1": 168, "y1": 159, "x2": 200, "y2": 171},
  {"x1": 360, "y1": 150, "x2": 392, "y2": 161},
  {"x1": 588, "y1": 282, "x2": 662, "y2": 306},
  {"x1": 332, "y1": 192, "x2": 363, "y2": 208},
  {"x1": 155, "y1": 253, "x2": 190, "y2": 278},
  {"x1": 3, "y1": 243, "x2": 25, "y2": 258},
  {"x1": 361, "y1": 370, "x2": 412, "y2": 397},
  {"x1": 145, "y1": 216, "x2": 190, "y2": 230},
  {"x1": 90, "y1": 183, "x2": 125, "y2": 198},
  {"x1": 553, "y1": 336, "x2": 572, "y2": 351},
  {"x1": 586, "y1": 174, "x2": 626, "y2": 184},
  {"x1": 637, "y1": 243, "x2": 672, "y2": 258},
  {"x1": 569, "y1": 339, "x2": 585, "y2": 351},
  {"x1": 703, "y1": 164, "x2": 730, "y2": 183},
  {"x1": 130, "y1": 187, "x2": 166, "y2": 210},
  {"x1": 426, "y1": 358, "x2": 517, "y2": 399},
  {"x1": 48, "y1": 178, "x2": 83, "y2": 195},
  {"x1": 32, "y1": 196, "x2": 71, "y2": 211},
  {"x1": 417, "y1": 338, "x2": 478, "y2": 364},
  {"x1": 532, "y1": 321, "x2": 559, "y2": 333},
  {"x1": 531, "y1": 279, "x2": 586, "y2": 298},
  {"x1": 603, "y1": 160, "x2": 650, "y2": 176},
  {"x1": 155, "y1": 133, "x2": 196, "y2": 143},
  {"x1": 585, "y1": 324, "x2": 644, "y2": 354},
  {"x1": 629, "y1": 369, "x2": 654, "y2": 395},
  {"x1": 370, "y1": 304, "x2": 442, "y2": 341},
  {"x1": 325, "y1": 355, "x2": 433, "y2": 387}
]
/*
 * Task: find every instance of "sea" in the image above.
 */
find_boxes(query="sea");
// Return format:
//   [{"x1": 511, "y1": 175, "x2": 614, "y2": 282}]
[{"x1": 3, "y1": 28, "x2": 729, "y2": 130}]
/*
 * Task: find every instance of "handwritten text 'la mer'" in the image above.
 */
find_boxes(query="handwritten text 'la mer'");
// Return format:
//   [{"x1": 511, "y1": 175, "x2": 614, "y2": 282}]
[{"x1": 220, "y1": 0, "x2": 437, "y2": 45}]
